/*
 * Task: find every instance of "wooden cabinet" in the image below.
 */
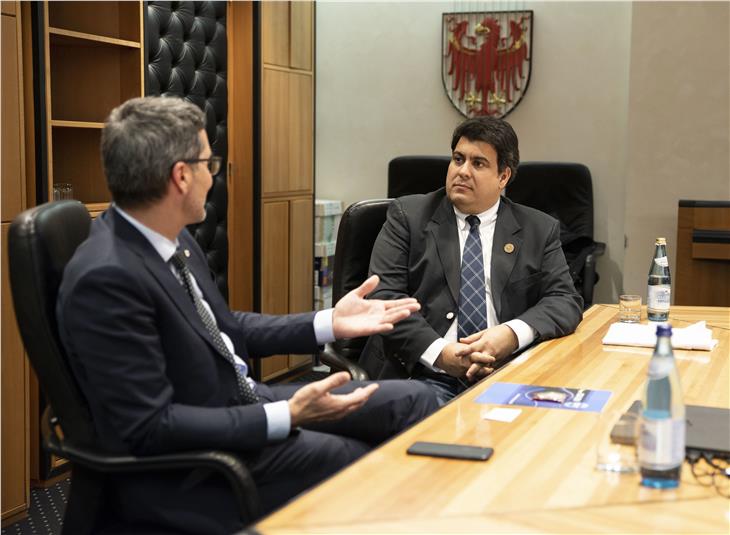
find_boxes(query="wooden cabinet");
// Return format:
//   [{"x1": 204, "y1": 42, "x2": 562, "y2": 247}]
[
  {"x1": 228, "y1": 1, "x2": 255, "y2": 314},
  {"x1": 1, "y1": 0, "x2": 30, "y2": 523},
  {"x1": 288, "y1": 198, "x2": 315, "y2": 369},
  {"x1": 260, "y1": 201, "x2": 291, "y2": 379},
  {"x1": 261, "y1": 69, "x2": 313, "y2": 194},
  {"x1": 258, "y1": 1, "x2": 315, "y2": 381},
  {"x1": 289, "y1": 2, "x2": 313, "y2": 71},
  {"x1": 1, "y1": 225, "x2": 30, "y2": 523},
  {"x1": 261, "y1": 1, "x2": 289, "y2": 67},
  {"x1": 1, "y1": 1, "x2": 25, "y2": 221},
  {"x1": 259, "y1": 198, "x2": 314, "y2": 380},
  {"x1": 675, "y1": 201, "x2": 730, "y2": 306},
  {"x1": 20, "y1": 0, "x2": 145, "y2": 484},
  {"x1": 41, "y1": 0, "x2": 144, "y2": 210}
]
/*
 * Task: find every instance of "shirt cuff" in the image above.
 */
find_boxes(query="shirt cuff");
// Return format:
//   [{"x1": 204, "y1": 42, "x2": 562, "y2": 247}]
[
  {"x1": 264, "y1": 400, "x2": 291, "y2": 441},
  {"x1": 419, "y1": 338, "x2": 450, "y2": 372},
  {"x1": 503, "y1": 319, "x2": 536, "y2": 351},
  {"x1": 313, "y1": 308, "x2": 335, "y2": 345}
]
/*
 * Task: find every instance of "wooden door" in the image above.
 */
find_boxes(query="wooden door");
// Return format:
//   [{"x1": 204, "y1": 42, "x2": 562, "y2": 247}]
[{"x1": 1, "y1": 1, "x2": 30, "y2": 522}]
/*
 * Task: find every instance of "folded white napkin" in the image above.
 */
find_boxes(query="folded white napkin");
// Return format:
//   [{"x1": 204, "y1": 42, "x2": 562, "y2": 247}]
[{"x1": 602, "y1": 321, "x2": 719, "y2": 351}]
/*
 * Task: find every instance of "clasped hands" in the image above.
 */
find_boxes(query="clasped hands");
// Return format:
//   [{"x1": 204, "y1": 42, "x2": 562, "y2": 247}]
[{"x1": 435, "y1": 324, "x2": 518, "y2": 383}]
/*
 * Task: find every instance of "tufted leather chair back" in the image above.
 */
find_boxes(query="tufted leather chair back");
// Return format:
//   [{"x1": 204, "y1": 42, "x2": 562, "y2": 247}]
[
  {"x1": 507, "y1": 162, "x2": 603, "y2": 306},
  {"x1": 387, "y1": 156, "x2": 451, "y2": 199},
  {"x1": 146, "y1": 1, "x2": 230, "y2": 299}
]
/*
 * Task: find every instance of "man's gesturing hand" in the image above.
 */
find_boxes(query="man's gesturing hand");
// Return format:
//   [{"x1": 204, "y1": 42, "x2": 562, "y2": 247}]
[
  {"x1": 288, "y1": 372, "x2": 379, "y2": 427},
  {"x1": 332, "y1": 275, "x2": 420, "y2": 339}
]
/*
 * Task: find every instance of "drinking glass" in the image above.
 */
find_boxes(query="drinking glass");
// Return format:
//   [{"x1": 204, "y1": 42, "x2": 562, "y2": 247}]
[
  {"x1": 53, "y1": 183, "x2": 74, "y2": 201},
  {"x1": 619, "y1": 294, "x2": 642, "y2": 323},
  {"x1": 595, "y1": 408, "x2": 638, "y2": 473}
]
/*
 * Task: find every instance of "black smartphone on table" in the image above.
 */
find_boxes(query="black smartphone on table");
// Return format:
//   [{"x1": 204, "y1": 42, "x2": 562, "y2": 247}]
[{"x1": 407, "y1": 441, "x2": 494, "y2": 461}]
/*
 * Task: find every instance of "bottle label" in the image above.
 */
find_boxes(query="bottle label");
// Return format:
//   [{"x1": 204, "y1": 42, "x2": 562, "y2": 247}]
[
  {"x1": 647, "y1": 357, "x2": 674, "y2": 380},
  {"x1": 654, "y1": 256, "x2": 669, "y2": 268},
  {"x1": 647, "y1": 285, "x2": 671, "y2": 312},
  {"x1": 639, "y1": 417, "x2": 685, "y2": 469}
]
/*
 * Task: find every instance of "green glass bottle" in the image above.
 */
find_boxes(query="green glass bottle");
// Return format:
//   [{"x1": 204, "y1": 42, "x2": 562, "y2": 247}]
[{"x1": 647, "y1": 238, "x2": 671, "y2": 322}]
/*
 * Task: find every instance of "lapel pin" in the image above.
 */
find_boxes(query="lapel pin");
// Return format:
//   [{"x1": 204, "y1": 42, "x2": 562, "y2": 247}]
[
  {"x1": 504, "y1": 243, "x2": 515, "y2": 254},
  {"x1": 184, "y1": 249, "x2": 191, "y2": 258},
  {"x1": 446, "y1": 312, "x2": 454, "y2": 320}
]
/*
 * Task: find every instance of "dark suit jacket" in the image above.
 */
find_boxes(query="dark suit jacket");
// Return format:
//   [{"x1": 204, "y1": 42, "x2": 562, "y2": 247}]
[
  {"x1": 360, "y1": 188, "x2": 583, "y2": 379},
  {"x1": 56, "y1": 208, "x2": 319, "y2": 530}
]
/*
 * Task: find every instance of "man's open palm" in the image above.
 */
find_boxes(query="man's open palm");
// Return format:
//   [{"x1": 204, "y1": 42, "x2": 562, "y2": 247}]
[{"x1": 332, "y1": 275, "x2": 420, "y2": 339}]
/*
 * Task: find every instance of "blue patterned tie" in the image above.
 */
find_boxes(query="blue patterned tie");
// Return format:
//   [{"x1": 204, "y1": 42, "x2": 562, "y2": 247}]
[
  {"x1": 170, "y1": 251, "x2": 259, "y2": 404},
  {"x1": 458, "y1": 215, "x2": 488, "y2": 339}
]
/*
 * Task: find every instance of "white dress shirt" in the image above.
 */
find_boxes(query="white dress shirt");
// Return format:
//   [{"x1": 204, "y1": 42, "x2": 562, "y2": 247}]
[
  {"x1": 114, "y1": 206, "x2": 335, "y2": 440},
  {"x1": 419, "y1": 199, "x2": 536, "y2": 371}
]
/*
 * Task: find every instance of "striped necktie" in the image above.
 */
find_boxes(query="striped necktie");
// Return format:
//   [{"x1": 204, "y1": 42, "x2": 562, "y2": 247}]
[
  {"x1": 170, "y1": 251, "x2": 259, "y2": 404},
  {"x1": 458, "y1": 215, "x2": 488, "y2": 339}
]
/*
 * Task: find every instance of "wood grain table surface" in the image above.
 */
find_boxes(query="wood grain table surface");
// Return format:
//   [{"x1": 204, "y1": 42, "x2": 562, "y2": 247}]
[{"x1": 257, "y1": 305, "x2": 730, "y2": 533}]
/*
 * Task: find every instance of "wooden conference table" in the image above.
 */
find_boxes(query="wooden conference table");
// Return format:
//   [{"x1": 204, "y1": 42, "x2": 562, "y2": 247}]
[{"x1": 257, "y1": 305, "x2": 730, "y2": 533}]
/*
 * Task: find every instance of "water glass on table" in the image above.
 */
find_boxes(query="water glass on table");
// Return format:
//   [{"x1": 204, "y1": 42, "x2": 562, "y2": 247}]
[
  {"x1": 595, "y1": 408, "x2": 639, "y2": 473},
  {"x1": 619, "y1": 294, "x2": 641, "y2": 323}
]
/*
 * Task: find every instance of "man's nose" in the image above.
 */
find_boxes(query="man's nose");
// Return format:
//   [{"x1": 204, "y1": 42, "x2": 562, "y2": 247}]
[{"x1": 457, "y1": 161, "x2": 473, "y2": 178}]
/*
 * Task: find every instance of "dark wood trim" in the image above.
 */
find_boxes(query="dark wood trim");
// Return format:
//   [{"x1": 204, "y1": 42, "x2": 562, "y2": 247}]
[{"x1": 228, "y1": 0, "x2": 254, "y2": 314}]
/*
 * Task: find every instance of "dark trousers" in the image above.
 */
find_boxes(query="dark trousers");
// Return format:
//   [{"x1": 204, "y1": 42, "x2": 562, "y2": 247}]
[
  {"x1": 111, "y1": 380, "x2": 437, "y2": 534},
  {"x1": 249, "y1": 379, "x2": 439, "y2": 516},
  {"x1": 417, "y1": 371, "x2": 469, "y2": 406}
]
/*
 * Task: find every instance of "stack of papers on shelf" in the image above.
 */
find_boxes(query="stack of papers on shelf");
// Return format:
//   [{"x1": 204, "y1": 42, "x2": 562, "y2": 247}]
[{"x1": 602, "y1": 321, "x2": 719, "y2": 351}]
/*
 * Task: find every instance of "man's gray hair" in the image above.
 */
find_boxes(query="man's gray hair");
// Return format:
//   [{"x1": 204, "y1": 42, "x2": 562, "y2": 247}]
[{"x1": 101, "y1": 96, "x2": 206, "y2": 208}]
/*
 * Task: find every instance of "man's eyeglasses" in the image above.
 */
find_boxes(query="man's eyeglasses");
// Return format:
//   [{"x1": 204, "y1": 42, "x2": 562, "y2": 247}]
[{"x1": 182, "y1": 156, "x2": 222, "y2": 175}]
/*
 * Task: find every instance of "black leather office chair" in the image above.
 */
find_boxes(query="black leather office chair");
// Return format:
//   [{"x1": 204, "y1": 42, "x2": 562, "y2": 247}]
[
  {"x1": 506, "y1": 162, "x2": 605, "y2": 307},
  {"x1": 319, "y1": 199, "x2": 393, "y2": 380},
  {"x1": 387, "y1": 157, "x2": 604, "y2": 307},
  {"x1": 387, "y1": 155, "x2": 450, "y2": 198},
  {"x1": 8, "y1": 201, "x2": 259, "y2": 534}
]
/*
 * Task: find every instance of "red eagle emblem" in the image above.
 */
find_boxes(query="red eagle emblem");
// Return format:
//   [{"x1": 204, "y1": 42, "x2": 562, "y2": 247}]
[{"x1": 442, "y1": 11, "x2": 533, "y2": 118}]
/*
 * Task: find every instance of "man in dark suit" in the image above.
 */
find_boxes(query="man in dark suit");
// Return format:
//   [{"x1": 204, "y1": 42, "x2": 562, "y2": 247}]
[
  {"x1": 360, "y1": 117, "x2": 583, "y2": 404},
  {"x1": 57, "y1": 96, "x2": 438, "y2": 533}
]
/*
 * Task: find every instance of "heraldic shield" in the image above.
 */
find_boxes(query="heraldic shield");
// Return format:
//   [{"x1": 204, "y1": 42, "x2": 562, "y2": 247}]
[{"x1": 442, "y1": 10, "x2": 533, "y2": 118}]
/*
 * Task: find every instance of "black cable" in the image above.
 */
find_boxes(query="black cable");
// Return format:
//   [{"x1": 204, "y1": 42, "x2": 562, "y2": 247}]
[{"x1": 687, "y1": 452, "x2": 730, "y2": 497}]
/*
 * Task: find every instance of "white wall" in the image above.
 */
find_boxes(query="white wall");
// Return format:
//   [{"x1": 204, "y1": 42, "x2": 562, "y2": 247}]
[
  {"x1": 315, "y1": 1, "x2": 729, "y2": 305},
  {"x1": 623, "y1": 1, "x2": 730, "y2": 298},
  {"x1": 315, "y1": 2, "x2": 460, "y2": 203},
  {"x1": 506, "y1": 1, "x2": 632, "y2": 303}
]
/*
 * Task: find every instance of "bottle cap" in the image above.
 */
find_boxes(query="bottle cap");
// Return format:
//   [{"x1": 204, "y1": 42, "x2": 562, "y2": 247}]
[
  {"x1": 656, "y1": 237, "x2": 667, "y2": 245},
  {"x1": 655, "y1": 323, "x2": 672, "y2": 337}
]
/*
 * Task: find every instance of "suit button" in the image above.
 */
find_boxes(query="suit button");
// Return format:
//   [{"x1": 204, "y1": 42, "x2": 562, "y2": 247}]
[{"x1": 446, "y1": 312, "x2": 454, "y2": 320}]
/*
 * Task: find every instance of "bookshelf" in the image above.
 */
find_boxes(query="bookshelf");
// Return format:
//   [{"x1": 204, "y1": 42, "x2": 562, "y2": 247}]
[{"x1": 42, "y1": 1, "x2": 144, "y2": 209}]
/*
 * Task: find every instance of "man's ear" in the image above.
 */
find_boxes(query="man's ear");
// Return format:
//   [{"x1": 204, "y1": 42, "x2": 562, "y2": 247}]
[
  {"x1": 169, "y1": 161, "x2": 188, "y2": 194},
  {"x1": 499, "y1": 167, "x2": 512, "y2": 189}
]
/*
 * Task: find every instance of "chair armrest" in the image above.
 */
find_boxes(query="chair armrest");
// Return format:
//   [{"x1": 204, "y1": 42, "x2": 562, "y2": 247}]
[
  {"x1": 44, "y1": 410, "x2": 259, "y2": 520},
  {"x1": 577, "y1": 241, "x2": 605, "y2": 308},
  {"x1": 320, "y1": 343, "x2": 370, "y2": 381},
  {"x1": 582, "y1": 253, "x2": 597, "y2": 308},
  {"x1": 593, "y1": 241, "x2": 606, "y2": 257}
]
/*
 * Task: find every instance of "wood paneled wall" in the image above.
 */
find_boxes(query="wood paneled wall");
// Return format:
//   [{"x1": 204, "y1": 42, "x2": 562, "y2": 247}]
[
  {"x1": 259, "y1": 1, "x2": 315, "y2": 381},
  {"x1": 1, "y1": 0, "x2": 30, "y2": 524}
]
